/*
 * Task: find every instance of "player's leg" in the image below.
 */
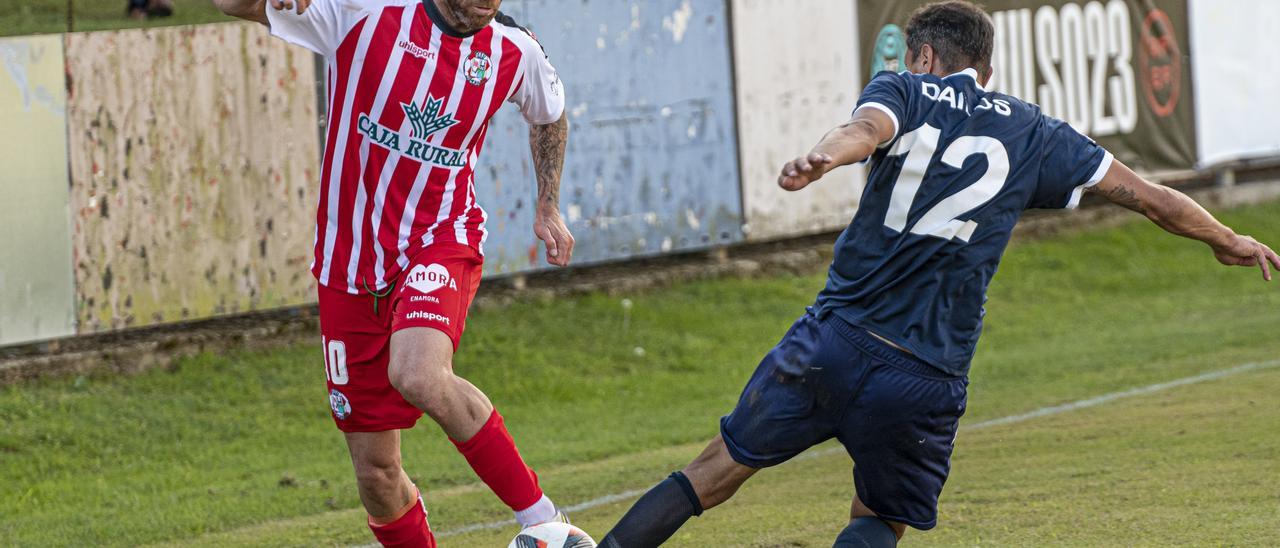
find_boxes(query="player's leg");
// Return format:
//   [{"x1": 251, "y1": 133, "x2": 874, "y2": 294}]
[
  {"x1": 346, "y1": 430, "x2": 436, "y2": 547},
  {"x1": 388, "y1": 245, "x2": 557, "y2": 527},
  {"x1": 831, "y1": 495, "x2": 906, "y2": 547},
  {"x1": 317, "y1": 283, "x2": 433, "y2": 546},
  {"x1": 683, "y1": 434, "x2": 759, "y2": 509},
  {"x1": 389, "y1": 326, "x2": 557, "y2": 527},
  {"x1": 601, "y1": 310, "x2": 841, "y2": 547},
  {"x1": 833, "y1": 323, "x2": 968, "y2": 543},
  {"x1": 599, "y1": 435, "x2": 756, "y2": 548},
  {"x1": 388, "y1": 327, "x2": 492, "y2": 440}
]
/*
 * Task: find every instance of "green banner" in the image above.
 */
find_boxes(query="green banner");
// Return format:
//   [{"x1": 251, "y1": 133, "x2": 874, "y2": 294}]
[{"x1": 859, "y1": 0, "x2": 1196, "y2": 172}]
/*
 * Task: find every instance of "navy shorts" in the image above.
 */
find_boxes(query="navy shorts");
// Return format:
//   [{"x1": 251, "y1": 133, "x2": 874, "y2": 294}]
[{"x1": 720, "y1": 309, "x2": 968, "y2": 530}]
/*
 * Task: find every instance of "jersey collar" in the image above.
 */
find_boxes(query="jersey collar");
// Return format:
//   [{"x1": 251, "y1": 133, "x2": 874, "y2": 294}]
[
  {"x1": 943, "y1": 68, "x2": 985, "y2": 91},
  {"x1": 422, "y1": 0, "x2": 485, "y2": 38}
]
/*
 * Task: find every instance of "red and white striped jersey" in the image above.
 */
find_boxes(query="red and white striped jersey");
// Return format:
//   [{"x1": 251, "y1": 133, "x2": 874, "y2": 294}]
[{"x1": 267, "y1": 0, "x2": 563, "y2": 294}]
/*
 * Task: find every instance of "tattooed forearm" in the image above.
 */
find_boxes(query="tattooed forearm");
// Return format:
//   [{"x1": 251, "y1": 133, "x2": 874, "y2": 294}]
[
  {"x1": 1089, "y1": 182, "x2": 1145, "y2": 213},
  {"x1": 530, "y1": 112, "x2": 569, "y2": 212},
  {"x1": 1088, "y1": 158, "x2": 1238, "y2": 252}
]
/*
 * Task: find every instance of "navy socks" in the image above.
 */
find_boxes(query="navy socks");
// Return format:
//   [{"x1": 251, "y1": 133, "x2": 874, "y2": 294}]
[
  {"x1": 599, "y1": 472, "x2": 703, "y2": 547},
  {"x1": 832, "y1": 516, "x2": 898, "y2": 548}
]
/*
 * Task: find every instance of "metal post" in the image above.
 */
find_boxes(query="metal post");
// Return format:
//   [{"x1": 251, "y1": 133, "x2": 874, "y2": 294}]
[{"x1": 1217, "y1": 167, "x2": 1237, "y2": 188}]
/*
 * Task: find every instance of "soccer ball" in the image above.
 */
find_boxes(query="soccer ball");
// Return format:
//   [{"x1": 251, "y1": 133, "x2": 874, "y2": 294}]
[{"x1": 508, "y1": 521, "x2": 597, "y2": 548}]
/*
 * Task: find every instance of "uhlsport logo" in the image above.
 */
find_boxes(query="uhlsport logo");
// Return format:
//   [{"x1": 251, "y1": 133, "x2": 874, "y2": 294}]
[
  {"x1": 397, "y1": 38, "x2": 434, "y2": 61},
  {"x1": 357, "y1": 94, "x2": 466, "y2": 168},
  {"x1": 405, "y1": 311, "x2": 451, "y2": 326},
  {"x1": 404, "y1": 263, "x2": 458, "y2": 295},
  {"x1": 464, "y1": 51, "x2": 492, "y2": 86},
  {"x1": 329, "y1": 389, "x2": 352, "y2": 420}
]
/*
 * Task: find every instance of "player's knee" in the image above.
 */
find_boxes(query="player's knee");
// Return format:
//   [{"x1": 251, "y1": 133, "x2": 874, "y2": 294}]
[
  {"x1": 682, "y1": 439, "x2": 752, "y2": 510},
  {"x1": 392, "y1": 362, "x2": 466, "y2": 424},
  {"x1": 388, "y1": 354, "x2": 451, "y2": 402},
  {"x1": 352, "y1": 457, "x2": 403, "y2": 496}
]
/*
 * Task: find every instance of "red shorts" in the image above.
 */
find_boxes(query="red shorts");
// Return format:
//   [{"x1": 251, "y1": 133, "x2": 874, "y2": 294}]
[{"x1": 317, "y1": 244, "x2": 483, "y2": 432}]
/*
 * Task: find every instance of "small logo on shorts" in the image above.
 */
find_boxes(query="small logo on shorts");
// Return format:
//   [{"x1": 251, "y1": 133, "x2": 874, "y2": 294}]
[
  {"x1": 404, "y1": 263, "x2": 458, "y2": 295},
  {"x1": 330, "y1": 389, "x2": 352, "y2": 420},
  {"x1": 404, "y1": 311, "x2": 451, "y2": 325}
]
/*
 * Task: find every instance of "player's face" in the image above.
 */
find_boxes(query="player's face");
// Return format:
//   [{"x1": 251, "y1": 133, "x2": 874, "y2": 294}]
[{"x1": 440, "y1": 0, "x2": 502, "y2": 31}]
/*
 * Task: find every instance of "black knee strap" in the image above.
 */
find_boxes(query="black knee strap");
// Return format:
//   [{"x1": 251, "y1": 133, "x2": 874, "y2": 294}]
[{"x1": 669, "y1": 472, "x2": 704, "y2": 516}]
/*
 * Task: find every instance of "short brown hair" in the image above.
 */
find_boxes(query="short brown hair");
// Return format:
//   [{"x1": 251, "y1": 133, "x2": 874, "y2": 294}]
[{"x1": 905, "y1": 1, "x2": 995, "y2": 74}]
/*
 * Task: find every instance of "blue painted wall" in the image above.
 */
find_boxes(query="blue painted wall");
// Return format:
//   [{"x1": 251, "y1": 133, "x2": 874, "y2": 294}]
[{"x1": 474, "y1": 0, "x2": 744, "y2": 274}]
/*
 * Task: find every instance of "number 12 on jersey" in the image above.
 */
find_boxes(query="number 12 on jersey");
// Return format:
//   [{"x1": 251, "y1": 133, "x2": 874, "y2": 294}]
[{"x1": 882, "y1": 123, "x2": 1010, "y2": 243}]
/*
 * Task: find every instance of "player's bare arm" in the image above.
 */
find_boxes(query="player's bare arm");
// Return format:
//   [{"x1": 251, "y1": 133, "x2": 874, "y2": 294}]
[
  {"x1": 213, "y1": 0, "x2": 309, "y2": 24},
  {"x1": 1089, "y1": 160, "x2": 1280, "y2": 280},
  {"x1": 530, "y1": 111, "x2": 574, "y2": 267},
  {"x1": 777, "y1": 107, "x2": 897, "y2": 192}
]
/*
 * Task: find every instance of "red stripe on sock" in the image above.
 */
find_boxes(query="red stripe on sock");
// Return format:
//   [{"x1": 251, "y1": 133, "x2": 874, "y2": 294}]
[{"x1": 451, "y1": 409, "x2": 544, "y2": 511}]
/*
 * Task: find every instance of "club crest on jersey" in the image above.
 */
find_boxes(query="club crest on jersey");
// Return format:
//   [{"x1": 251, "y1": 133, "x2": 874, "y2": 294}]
[
  {"x1": 403, "y1": 263, "x2": 457, "y2": 295},
  {"x1": 463, "y1": 51, "x2": 492, "y2": 86},
  {"x1": 329, "y1": 389, "x2": 352, "y2": 420},
  {"x1": 356, "y1": 95, "x2": 467, "y2": 168}
]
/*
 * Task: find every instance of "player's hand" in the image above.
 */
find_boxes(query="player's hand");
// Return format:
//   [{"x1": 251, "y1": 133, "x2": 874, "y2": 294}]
[
  {"x1": 778, "y1": 153, "x2": 834, "y2": 192},
  {"x1": 269, "y1": 0, "x2": 311, "y2": 15},
  {"x1": 1212, "y1": 234, "x2": 1280, "y2": 281},
  {"x1": 534, "y1": 208, "x2": 575, "y2": 267}
]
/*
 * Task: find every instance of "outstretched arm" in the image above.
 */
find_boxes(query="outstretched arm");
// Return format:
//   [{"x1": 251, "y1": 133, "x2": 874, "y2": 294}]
[
  {"x1": 777, "y1": 107, "x2": 897, "y2": 192},
  {"x1": 213, "y1": 0, "x2": 309, "y2": 25},
  {"x1": 530, "y1": 111, "x2": 574, "y2": 267},
  {"x1": 1089, "y1": 160, "x2": 1280, "y2": 280}
]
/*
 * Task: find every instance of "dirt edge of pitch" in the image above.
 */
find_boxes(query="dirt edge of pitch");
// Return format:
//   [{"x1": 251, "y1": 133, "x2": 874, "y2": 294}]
[{"x1": 4, "y1": 176, "x2": 1280, "y2": 386}]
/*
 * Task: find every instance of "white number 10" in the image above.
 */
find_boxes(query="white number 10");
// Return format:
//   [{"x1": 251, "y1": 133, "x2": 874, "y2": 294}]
[
  {"x1": 882, "y1": 123, "x2": 1010, "y2": 243},
  {"x1": 323, "y1": 338, "x2": 348, "y2": 385}
]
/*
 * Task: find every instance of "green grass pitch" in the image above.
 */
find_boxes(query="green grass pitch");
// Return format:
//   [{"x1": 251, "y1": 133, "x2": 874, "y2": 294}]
[
  {"x1": 0, "y1": 0, "x2": 231, "y2": 36},
  {"x1": 1, "y1": 199, "x2": 1278, "y2": 546}
]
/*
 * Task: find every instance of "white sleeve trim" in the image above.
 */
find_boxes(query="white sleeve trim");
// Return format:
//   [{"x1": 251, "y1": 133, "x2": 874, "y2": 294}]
[
  {"x1": 854, "y1": 102, "x2": 900, "y2": 146},
  {"x1": 265, "y1": 0, "x2": 365, "y2": 56},
  {"x1": 503, "y1": 27, "x2": 564, "y2": 126},
  {"x1": 1065, "y1": 151, "x2": 1114, "y2": 210}
]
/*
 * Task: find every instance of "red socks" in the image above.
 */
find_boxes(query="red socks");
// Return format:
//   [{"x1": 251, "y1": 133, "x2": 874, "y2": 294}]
[
  {"x1": 368, "y1": 491, "x2": 436, "y2": 548},
  {"x1": 366, "y1": 410, "x2": 542, "y2": 548},
  {"x1": 450, "y1": 408, "x2": 544, "y2": 511}
]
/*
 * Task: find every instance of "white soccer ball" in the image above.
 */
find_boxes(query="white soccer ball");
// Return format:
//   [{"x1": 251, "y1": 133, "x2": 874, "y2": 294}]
[{"x1": 508, "y1": 521, "x2": 597, "y2": 548}]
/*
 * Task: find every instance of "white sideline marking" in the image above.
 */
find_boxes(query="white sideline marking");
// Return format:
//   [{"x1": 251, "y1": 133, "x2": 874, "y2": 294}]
[
  {"x1": 359, "y1": 358, "x2": 1280, "y2": 543},
  {"x1": 962, "y1": 359, "x2": 1280, "y2": 431},
  {"x1": 435, "y1": 489, "x2": 649, "y2": 538}
]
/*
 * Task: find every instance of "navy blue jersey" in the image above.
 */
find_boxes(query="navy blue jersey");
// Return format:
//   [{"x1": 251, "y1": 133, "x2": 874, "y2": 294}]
[{"x1": 814, "y1": 69, "x2": 1112, "y2": 376}]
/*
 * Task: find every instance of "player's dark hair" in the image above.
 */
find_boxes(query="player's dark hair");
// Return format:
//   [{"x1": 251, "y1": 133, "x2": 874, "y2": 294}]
[{"x1": 905, "y1": 1, "x2": 995, "y2": 74}]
